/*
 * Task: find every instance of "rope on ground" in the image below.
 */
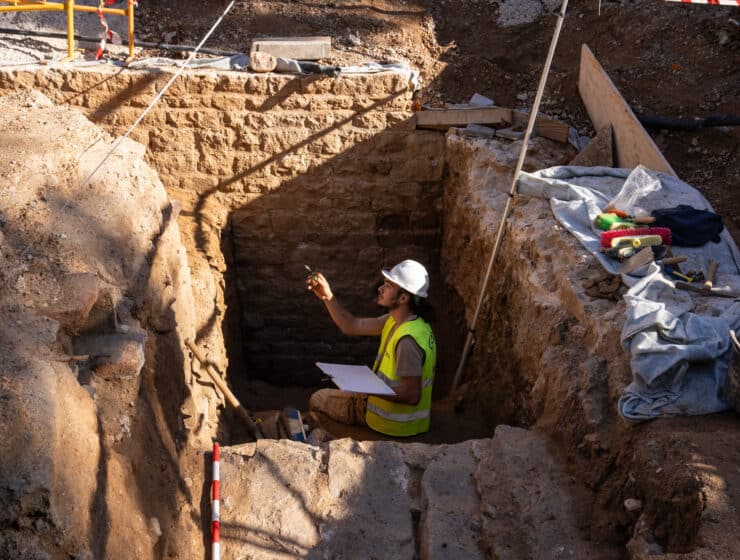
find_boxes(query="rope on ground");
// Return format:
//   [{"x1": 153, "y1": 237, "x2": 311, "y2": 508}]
[{"x1": 3, "y1": 0, "x2": 237, "y2": 291}]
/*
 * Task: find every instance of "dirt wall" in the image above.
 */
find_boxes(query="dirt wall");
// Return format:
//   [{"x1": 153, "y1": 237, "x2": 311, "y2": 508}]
[
  {"x1": 440, "y1": 132, "x2": 740, "y2": 555},
  {"x1": 0, "y1": 91, "x2": 207, "y2": 559}
]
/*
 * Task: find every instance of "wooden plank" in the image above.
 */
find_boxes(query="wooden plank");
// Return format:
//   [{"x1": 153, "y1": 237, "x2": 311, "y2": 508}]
[
  {"x1": 511, "y1": 110, "x2": 570, "y2": 143},
  {"x1": 578, "y1": 44, "x2": 677, "y2": 176},
  {"x1": 415, "y1": 107, "x2": 512, "y2": 128},
  {"x1": 250, "y1": 37, "x2": 331, "y2": 60},
  {"x1": 415, "y1": 105, "x2": 569, "y2": 143}
]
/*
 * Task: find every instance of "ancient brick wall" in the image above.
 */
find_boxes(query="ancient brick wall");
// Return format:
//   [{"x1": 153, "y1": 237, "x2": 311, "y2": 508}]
[{"x1": 0, "y1": 66, "x2": 446, "y2": 385}]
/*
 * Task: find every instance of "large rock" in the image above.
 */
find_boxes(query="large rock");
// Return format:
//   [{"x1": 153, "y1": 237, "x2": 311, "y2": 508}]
[
  {"x1": 474, "y1": 426, "x2": 613, "y2": 559},
  {"x1": 571, "y1": 124, "x2": 614, "y2": 167},
  {"x1": 219, "y1": 430, "x2": 610, "y2": 559}
]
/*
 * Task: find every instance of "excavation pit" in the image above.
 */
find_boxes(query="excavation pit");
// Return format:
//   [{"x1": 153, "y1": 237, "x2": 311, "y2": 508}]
[{"x1": 2, "y1": 62, "x2": 739, "y2": 560}]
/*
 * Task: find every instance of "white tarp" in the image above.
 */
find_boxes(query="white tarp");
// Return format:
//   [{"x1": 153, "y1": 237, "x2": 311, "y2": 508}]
[{"x1": 518, "y1": 165, "x2": 740, "y2": 422}]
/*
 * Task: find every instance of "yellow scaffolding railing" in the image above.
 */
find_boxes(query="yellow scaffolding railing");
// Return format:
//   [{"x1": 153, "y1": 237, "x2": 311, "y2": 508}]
[{"x1": 0, "y1": 0, "x2": 135, "y2": 59}]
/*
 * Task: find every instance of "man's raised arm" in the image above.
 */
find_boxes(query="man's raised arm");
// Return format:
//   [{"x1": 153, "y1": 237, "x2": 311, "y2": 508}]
[{"x1": 307, "y1": 272, "x2": 385, "y2": 336}]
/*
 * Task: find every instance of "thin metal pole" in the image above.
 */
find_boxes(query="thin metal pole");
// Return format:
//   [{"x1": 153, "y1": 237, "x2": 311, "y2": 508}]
[
  {"x1": 66, "y1": 0, "x2": 74, "y2": 59},
  {"x1": 127, "y1": 0, "x2": 134, "y2": 58},
  {"x1": 450, "y1": 0, "x2": 570, "y2": 393}
]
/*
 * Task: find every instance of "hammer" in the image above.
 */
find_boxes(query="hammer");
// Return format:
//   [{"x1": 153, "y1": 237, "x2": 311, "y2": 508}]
[
  {"x1": 676, "y1": 261, "x2": 740, "y2": 298},
  {"x1": 185, "y1": 338, "x2": 263, "y2": 440}
]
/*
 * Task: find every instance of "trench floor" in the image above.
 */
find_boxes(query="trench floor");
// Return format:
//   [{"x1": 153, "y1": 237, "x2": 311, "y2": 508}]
[{"x1": 235, "y1": 379, "x2": 492, "y2": 445}]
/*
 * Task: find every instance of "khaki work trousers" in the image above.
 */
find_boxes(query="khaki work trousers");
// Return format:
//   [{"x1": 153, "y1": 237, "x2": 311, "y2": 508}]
[{"x1": 309, "y1": 389, "x2": 367, "y2": 426}]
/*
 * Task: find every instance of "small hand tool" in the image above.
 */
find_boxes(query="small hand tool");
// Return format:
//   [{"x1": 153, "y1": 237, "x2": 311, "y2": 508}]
[
  {"x1": 676, "y1": 261, "x2": 740, "y2": 298},
  {"x1": 305, "y1": 264, "x2": 318, "y2": 282}
]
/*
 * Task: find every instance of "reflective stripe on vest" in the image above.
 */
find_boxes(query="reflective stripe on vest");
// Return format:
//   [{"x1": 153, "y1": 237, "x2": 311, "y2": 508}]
[
  {"x1": 365, "y1": 316, "x2": 436, "y2": 437},
  {"x1": 366, "y1": 402, "x2": 431, "y2": 422},
  {"x1": 376, "y1": 370, "x2": 401, "y2": 388}
]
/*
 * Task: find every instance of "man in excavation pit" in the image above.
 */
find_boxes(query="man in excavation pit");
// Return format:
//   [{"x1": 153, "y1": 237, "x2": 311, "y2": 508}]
[{"x1": 306, "y1": 260, "x2": 437, "y2": 437}]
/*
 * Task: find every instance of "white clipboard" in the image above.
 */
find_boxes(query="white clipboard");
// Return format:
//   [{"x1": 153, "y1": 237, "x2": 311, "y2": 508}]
[{"x1": 315, "y1": 362, "x2": 395, "y2": 395}]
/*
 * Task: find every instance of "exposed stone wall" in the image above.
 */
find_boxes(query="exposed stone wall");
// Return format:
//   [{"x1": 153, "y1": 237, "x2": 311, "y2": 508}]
[{"x1": 0, "y1": 66, "x2": 446, "y2": 385}]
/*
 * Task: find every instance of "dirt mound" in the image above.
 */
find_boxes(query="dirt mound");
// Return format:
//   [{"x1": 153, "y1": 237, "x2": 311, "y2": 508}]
[{"x1": 0, "y1": 91, "x2": 206, "y2": 559}]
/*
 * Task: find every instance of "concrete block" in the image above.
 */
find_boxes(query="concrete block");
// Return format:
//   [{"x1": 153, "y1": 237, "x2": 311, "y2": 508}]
[{"x1": 251, "y1": 37, "x2": 331, "y2": 61}]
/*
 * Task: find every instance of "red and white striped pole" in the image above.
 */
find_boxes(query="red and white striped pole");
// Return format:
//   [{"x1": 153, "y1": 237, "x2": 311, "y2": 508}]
[
  {"x1": 665, "y1": 0, "x2": 739, "y2": 5},
  {"x1": 212, "y1": 442, "x2": 220, "y2": 560}
]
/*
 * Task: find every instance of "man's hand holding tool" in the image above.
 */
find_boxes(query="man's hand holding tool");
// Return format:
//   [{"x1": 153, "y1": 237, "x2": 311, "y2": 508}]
[{"x1": 306, "y1": 265, "x2": 333, "y2": 301}]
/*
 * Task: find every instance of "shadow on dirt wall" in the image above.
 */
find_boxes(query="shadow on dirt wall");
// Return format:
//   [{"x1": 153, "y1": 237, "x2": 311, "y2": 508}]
[{"x1": 185, "y1": 85, "x2": 466, "y2": 410}]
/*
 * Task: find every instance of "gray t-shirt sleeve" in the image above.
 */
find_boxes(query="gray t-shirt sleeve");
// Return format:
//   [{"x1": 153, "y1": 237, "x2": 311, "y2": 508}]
[{"x1": 394, "y1": 335, "x2": 425, "y2": 377}]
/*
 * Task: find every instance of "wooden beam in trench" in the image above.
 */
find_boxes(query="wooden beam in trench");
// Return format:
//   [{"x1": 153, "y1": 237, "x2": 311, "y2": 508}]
[
  {"x1": 578, "y1": 44, "x2": 677, "y2": 176},
  {"x1": 414, "y1": 105, "x2": 570, "y2": 143}
]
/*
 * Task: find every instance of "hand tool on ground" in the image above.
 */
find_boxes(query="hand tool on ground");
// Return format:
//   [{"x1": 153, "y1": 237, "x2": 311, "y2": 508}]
[
  {"x1": 185, "y1": 338, "x2": 263, "y2": 440},
  {"x1": 280, "y1": 407, "x2": 307, "y2": 442},
  {"x1": 609, "y1": 234, "x2": 664, "y2": 250},
  {"x1": 675, "y1": 261, "x2": 740, "y2": 298},
  {"x1": 603, "y1": 235, "x2": 665, "y2": 260},
  {"x1": 658, "y1": 256, "x2": 691, "y2": 282},
  {"x1": 594, "y1": 212, "x2": 656, "y2": 231},
  {"x1": 603, "y1": 206, "x2": 653, "y2": 220},
  {"x1": 600, "y1": 227, "x2": 672, "y2": 249},
  {"x1": 619, "y1": 246, "x2": 654, "y2": 274},
  {"x1": 661, "y1": 256, "x2": 687, "y2": 266}
]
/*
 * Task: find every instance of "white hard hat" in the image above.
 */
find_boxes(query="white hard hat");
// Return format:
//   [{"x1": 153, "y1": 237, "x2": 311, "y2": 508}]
[{"x1": 382, "y1": 259, "x2": 429, "y2": 298}]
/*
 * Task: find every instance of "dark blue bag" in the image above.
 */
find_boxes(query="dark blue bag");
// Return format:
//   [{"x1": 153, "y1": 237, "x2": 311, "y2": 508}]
[{"x1": 651, "y1": 205, "x2": 724, "y2": 247}]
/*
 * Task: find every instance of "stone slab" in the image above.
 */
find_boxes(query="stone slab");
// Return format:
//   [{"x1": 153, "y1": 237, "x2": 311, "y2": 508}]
[
  {"x1": 473, "y1": 425, "x2": 610, "y2": 560},
  {"x1": 250, "y1": 37, "x2": 331, "y2": 61},
  {"x1": 220, "y1": 439, "x2": 415, "y2": 560},
  {"x1": 419, "y1": 443, "x2": 486, "y2": 560}
]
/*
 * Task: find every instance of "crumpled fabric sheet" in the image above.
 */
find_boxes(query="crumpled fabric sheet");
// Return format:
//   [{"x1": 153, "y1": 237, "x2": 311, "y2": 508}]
[
  {"x1": 619, "y1": 268, "x2": 740, "y2": 420},
  {"x1": 125, "y1": 54, "x2": 250, "y2": 70},
  {"x1": 518, "y1": 165, "x2": 740, "y2": 422}
]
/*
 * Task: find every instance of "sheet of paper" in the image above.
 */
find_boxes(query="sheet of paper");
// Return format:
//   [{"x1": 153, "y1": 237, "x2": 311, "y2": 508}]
[{"x1": 315, "y1": 362, "x2": 395, "y2": 395}]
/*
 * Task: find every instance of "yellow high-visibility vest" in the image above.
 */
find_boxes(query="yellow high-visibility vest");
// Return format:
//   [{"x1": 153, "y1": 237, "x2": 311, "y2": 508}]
[{"x1": 366, "y1": 316, "x2": 436, "y2": 436}]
